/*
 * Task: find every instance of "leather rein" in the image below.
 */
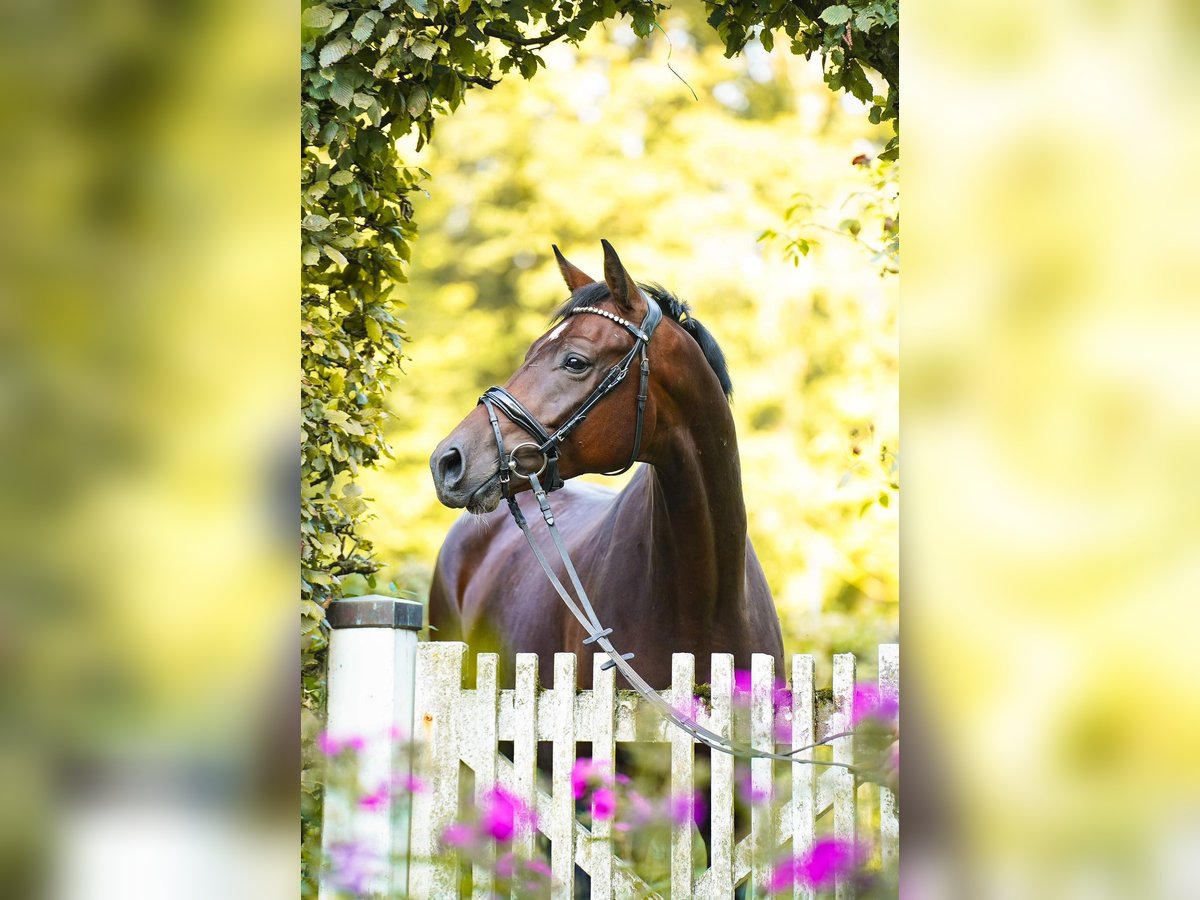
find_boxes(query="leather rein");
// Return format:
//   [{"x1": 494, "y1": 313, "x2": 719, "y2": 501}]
[{"x1": 478, "y1": 298, "x2": 855, "y2": 771}]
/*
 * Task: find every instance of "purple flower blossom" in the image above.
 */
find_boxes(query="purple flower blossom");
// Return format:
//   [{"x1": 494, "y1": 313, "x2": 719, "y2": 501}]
[
  {"x1": 768, "y1": 838, "x2": 860, "y2": 892},
  {"x1": 591, "y1": 787, "x2": 616, "y2": 821},
  {"x1": 570, "y1": 758, "x2": 613, "y2": 799},
  {"x1": 316, "y1": 731, "x2": 366, "y2": 756},
  {"x1": 733, "y1": 669, "x2": 753, "y2": 695},
  {"x1": 358, "y1": 782, "x2": 390, "y2": 812},
  {"x1": 482, "y1": 786, "x2": 536, "y2": 842},
  {"x1": 669, "y1": 789, "x2": 708, "y2": 827},
  {"x1": 326, "y1": 841, "x2": 382, "y2": 895},
  {"x1": 852, "y1": 684, "x2": 899, "y2": 727},
  {"x1": 398, "y1": 773, "x2": 426, "y2": 794}
]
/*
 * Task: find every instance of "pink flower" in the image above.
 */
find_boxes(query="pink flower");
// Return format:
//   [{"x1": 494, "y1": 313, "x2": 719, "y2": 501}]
[
  {"x1": 733, "y1": 669, "x2": 753, "y2": 695},
  {"x1": 441, "y1": 823, "x2": 473, "y2": 848},
  {"x1": 482, "y1": 786, "x2": 536, "y2": 842},
  {"x1": 852, "y1": 684, "x2": 899, "y2": 727},
  {"x1": 315, "y1": 731, "x2": 340, "y2": 755},
  {"x1": 398, "y1": 774, "x2": 426, "y2": 794},
  {"x1": 591, "y1": 787, "x2": 616, "y2": 821},
  {"x1": 669, "y1": 790, "x2": 707, "y2": 827},
  {"x1": 570, "y1": 758, "x2": 613, "y2": 799},
  {"x1": 358, "y1": 782, "x2": 390, "y2": 812},
  {"x1": 495, "y1": 852, "x2": 515, "y2": 879},
  {"x1": 525, "y1": 859, "x2": 552, "y2": 878},
  {"x1": 768, "y1": 838, "x2": 860, "y2": 892}
]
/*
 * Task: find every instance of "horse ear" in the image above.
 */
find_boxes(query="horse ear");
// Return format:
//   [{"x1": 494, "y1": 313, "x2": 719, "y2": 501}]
[
  {"x1": 552, "y1": 245, "x2": 596, "y2": 292},
  {"x1": 601, "y1": 239, "x2": 645, "y2": 314}
]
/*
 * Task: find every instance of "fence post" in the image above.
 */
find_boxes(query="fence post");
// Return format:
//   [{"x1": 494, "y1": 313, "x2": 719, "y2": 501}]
[{"x1": 319, "y1": 595, "x2": 423, "y2": 900}]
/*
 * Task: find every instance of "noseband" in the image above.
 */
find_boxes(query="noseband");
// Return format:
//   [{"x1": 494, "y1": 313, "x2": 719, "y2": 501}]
[{"x1": 479, "y1": 298, "x2": 663, "y2": 500}]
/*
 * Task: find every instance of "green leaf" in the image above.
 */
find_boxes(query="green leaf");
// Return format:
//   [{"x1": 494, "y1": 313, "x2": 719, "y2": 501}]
[
  {"x1": 411, "y1": 39, "x2": 436, "y2": 60},
  {"x1": 407, "y1": 86, "x2": 428, "y2": 117},
  {"x1": 404, "y1": 0, "x2": 428, "y2": 13},
  {"x1": 302, "y1": 214, "x2": 331, "y2": 231},
  {"x1": 302, "y1": 243, "x2": 322, "y2": 265},
  {"x1": 352, "y1": 13, "x2": 379, "y2": 42},
  {"x1": 365, "y1": 317, "x2": 383, "y2": 342},
  {"x1": 301, "y1": 4, "x2": 333, "y2": 29},
  {"x1": 319, "y1": 36, "x2": 353, "y2": 68},
  {"x1": 329, "y1": 76, "x2": 354, "y2": 108},
  {"x1": 353, "y1": 92, "x2": 373, "y2": 108},
  {"x1": 330, "y1": 170, "x2": 354, "y2": 186},
  {"x1": 820, "y1": 5, "x2": 852, "y2": 25},
  {"x1": 324, "y1": 245, "x2": 349, "y2": 266}
]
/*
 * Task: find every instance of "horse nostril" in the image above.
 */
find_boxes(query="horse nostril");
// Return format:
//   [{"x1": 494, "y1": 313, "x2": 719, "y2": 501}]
[{"x1": 436, "y1": 446, "x2": 465, "y2": 488}]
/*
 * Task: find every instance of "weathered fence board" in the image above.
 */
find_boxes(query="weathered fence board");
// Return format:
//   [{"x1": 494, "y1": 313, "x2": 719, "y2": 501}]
[{"x1": 347, "y1": 642, "x2": 899, "y2": 898}]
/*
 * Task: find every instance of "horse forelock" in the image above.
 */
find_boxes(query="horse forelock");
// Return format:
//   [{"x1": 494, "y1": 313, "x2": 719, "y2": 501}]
[{"x1": 551, "y1": 282, "x2": 733, "y2": 399}]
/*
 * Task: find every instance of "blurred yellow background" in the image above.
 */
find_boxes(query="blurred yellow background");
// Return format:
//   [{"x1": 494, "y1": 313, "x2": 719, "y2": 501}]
[
  {"x1": 906, "y1": 0, "x2": 1200, "y2": 893},
  {"x1": 354, "y1": 10, "x2": 899, "y2": 683}
]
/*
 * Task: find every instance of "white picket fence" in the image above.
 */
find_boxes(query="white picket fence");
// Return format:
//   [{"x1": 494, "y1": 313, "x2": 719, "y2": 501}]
[{"x1": 320, "y1": 597, "x2": 898, "y2": 899}]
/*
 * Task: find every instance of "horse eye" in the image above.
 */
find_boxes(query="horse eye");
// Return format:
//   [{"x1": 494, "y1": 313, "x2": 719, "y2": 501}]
[{"x1": 563, "y1": 354, "x2": 590, "y2": 373}]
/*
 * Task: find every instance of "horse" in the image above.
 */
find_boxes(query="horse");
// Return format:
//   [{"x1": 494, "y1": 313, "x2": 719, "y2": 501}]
[{"x1": 428, "y1": 240, "x2": 784, "y2": 691}]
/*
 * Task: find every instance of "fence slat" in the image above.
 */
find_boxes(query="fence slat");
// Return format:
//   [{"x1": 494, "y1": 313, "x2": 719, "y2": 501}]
[
  {"x1": 409, "y1": 642, "x2": 464, "y2": 897},
  {"x1": 472, "y1": 654, "x2": 499, "y2": 899},
  {"x1": 670, "y1": 653, "x2": 696, "y2": 896},
  {"x1": 791, "y1": 654, "x2": 816, "y2": 900},
  {"x1": 589, "y1": 654, "x2": 616, "y2": 899},
  {"x1": 878, "y1": 644, "x2": 899, "y2": 871},
  {"x1": 512, "y1": 653, "x2": 539, "y2": 895},
  {"x1": 832, "y1": 653, "x2": 857, "y2": 900},
  {"x1": 705, "y1": 653, "x2": 735, "y2": 897},
  {"x1": 749, "y1": 653, "x2": 777, "y2": 897},
  {"x1": 550, "y1": 653, "x2": 577, "y2": 899}
]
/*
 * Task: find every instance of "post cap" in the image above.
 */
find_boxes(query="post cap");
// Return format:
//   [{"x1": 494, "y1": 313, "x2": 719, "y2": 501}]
[{"x1": 326, "y1": 595, "x2": 423, "y2": 631}]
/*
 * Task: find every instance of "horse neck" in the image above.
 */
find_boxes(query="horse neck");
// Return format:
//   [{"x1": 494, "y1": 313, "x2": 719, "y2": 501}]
[{"x1": 640, "y1": 386, "x2": 749, "y2": 623}]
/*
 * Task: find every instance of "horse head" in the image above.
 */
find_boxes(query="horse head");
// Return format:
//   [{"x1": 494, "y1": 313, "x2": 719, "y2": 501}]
[{"x1": 431, "y1": 240, "x2": 672, "y2": 514}]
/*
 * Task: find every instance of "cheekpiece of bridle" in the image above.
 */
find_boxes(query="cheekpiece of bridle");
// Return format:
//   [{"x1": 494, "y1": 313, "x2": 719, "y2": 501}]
[{"x1": 479, "y1": 297, "x2": 663, "y2": 505}]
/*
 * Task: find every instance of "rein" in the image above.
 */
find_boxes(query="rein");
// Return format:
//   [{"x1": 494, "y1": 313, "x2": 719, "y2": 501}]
[{"x1": 478, "y1": 299, "x2": 856, "y2": 772}]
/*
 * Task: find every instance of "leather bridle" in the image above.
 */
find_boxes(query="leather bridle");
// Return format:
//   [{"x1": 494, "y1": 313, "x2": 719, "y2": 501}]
[
  {"x1": 473, "y1": 294, "x2": 859, "y2": 772},
  {"x1": 479, "y1": 299, "x2": 663, "y2": 500}
]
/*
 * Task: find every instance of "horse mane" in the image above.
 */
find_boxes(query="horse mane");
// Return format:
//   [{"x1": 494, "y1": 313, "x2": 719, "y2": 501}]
[{"x1": 553, "y1": 282, "x2": 733, "y2": 398}]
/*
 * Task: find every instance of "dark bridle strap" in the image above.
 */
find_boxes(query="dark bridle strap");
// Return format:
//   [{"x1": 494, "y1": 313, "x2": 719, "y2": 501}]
[{"x1": 478, "y1": 297, "x2": 663, "y2": 496}]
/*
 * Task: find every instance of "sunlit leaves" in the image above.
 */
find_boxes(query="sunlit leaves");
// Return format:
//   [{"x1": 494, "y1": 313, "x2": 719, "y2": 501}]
[{"x1": 820, "y1": 5, "x2": 853, "y2": 25}]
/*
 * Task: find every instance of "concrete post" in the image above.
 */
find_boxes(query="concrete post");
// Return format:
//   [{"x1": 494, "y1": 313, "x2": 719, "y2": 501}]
[{"x1": 319, "y1": 595, "x2": 422, "y2": 900}]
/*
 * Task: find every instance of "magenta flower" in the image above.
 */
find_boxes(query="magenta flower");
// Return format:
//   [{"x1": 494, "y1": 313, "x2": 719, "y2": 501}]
[
  {"x1": 733, "y1": 669, "x2": 753, "y2": 695},
  {"x1": 358, "y1": 782, "x2": 390, "y2": 812},
  {"x1": 316, "y1": 731, "x2": 366, "y2": 755},
  {"x1": 495, "y1": 852, "x2": 515, "y2": 879},
  {"x1": 440, "y1": 822, "x2": 473, "y2": 848},
  {"x1": 591, "y1": 787, "x2": 616, "y2": 821},
  {"x1": 482, "y1": 786, "x2": 536, "y2": 842},
  {"x1": 398, "y1": 774, "x2": 426, "y2": 794},
  {"x1": 669, "y1": 789, "x2": 707, "y2": 827},
  {"x1": 852, "y1": 684, "x2": 899, "y2": 727},
  {"x1": 570, "y1": 758, "x2": 613, "y2": 799},
  {"x1": 768, "y1": 838, "x2": 860, "y2": 892}
]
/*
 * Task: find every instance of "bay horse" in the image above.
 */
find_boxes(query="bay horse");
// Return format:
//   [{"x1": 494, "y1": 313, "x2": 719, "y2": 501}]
[{"x1": 428, "y1": 241, "x2": 784, "y2": 691}]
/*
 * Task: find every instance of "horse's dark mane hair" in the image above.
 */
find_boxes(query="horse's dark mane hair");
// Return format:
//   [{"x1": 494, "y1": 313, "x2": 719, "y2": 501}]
[{"x1": 553, "y1": 282, "x2": 733, "y2": 398}]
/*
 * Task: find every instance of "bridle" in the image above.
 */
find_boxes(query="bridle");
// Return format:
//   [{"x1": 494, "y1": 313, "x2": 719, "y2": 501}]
[
  {"x1": 475, "y1": 294, "x2": 858, "y2": 772},
  {"x1": 479, "y1": 298, "x2": 663, "y2": 499}
]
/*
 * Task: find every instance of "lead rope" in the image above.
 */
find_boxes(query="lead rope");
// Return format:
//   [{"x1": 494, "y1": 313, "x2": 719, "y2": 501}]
[{"x1": 510, "y1": 469, "x2": 859, "y2": 773}]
